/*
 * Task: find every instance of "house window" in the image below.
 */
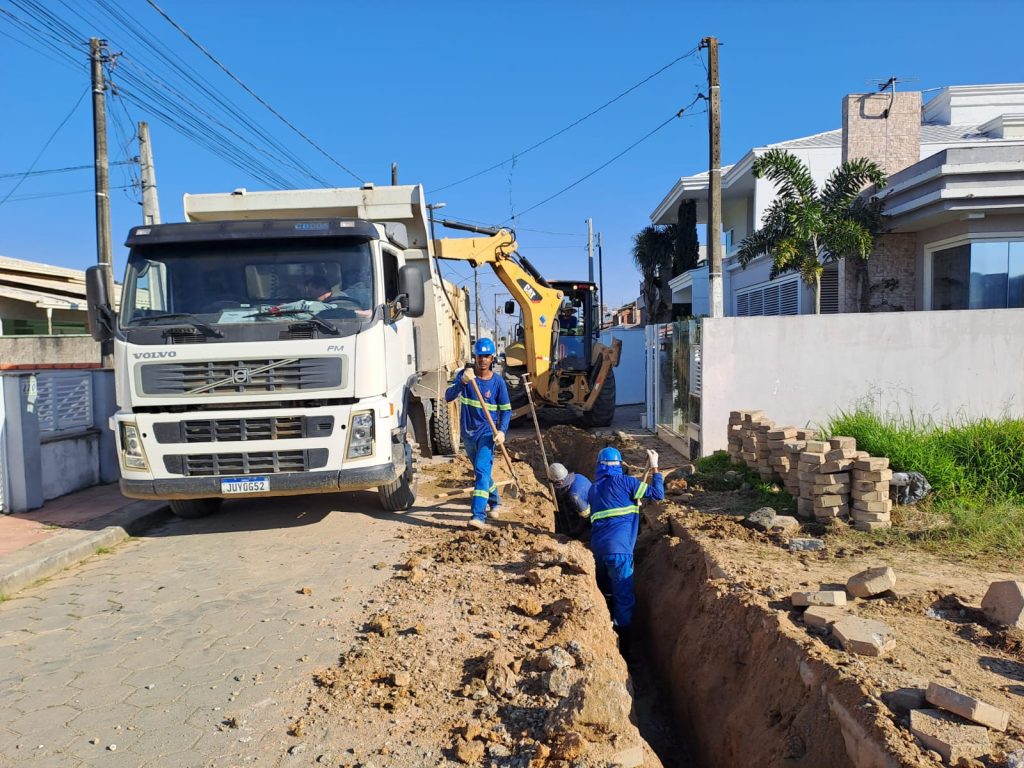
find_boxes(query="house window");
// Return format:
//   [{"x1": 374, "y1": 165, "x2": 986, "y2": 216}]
[
  {"x1": 734, "y1": 277, "x2": 800, "y2": 316},
  {"x1": 932, "y1": 240, "x2": 1024, "y2": 310}
]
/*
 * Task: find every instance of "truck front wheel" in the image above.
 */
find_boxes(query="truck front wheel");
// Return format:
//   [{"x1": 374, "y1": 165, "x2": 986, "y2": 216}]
[
  {"x1": 168, "y1": 498, "x2": 222, "y2": 519},
  {"x1": 378, "y1": 446, "x2": 417, "y2": 511}
]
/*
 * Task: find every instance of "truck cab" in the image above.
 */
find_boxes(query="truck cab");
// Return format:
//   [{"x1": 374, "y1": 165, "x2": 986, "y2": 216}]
[{"x1": 88, "y1": 211, "x2": 429, "y2": 517}]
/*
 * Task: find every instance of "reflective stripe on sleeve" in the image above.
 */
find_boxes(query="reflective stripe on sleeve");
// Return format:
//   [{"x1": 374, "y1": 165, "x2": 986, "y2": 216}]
[
  {"x1": 590, "y1": 505, "x2": 638, "y2": 522},
  {"x1": 459, "y1": 396, "x2": 498, "y2": 411},
  {"x1": 633, "y1": 482, "x2": 648, "y2": 500}
]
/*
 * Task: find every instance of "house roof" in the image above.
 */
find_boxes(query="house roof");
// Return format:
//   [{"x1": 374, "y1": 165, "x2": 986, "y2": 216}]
[{"x1": 0, "y1": 254, "x2": 121, "y2": 310}]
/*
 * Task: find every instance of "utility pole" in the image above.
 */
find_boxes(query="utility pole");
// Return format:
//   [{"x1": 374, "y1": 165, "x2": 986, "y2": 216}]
[
  {"x1": 138, "y1": 121, "x2": 160, "y2": 225},
  {"x1": 586, "y1": 218, "x2": 594, "y2": 283},
  {"x1": 391, "y1": 162, "x2": 398, "y2": 185},
  {"x1": 91, "y1": 38, "x2": 114, "y2": 366},
  {"x1": 597, "y1": 231, "x2": 605, "y2": 334},
  {"x1": 702, "y1": 36, "x2": 724, "y2": 318},
  {"x1": 474, "y1": 269, "x2": 481, "y2": 342},
  {"x1": 91, "y1": 38, "x2": 113, "y2": 290}
]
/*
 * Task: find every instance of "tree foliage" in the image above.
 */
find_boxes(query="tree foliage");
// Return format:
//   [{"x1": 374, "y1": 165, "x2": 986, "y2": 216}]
[
  {"x1": 632, "y1": 224, "x2": 676, "y2": 324},
  {"x1": 736, "y1": 149, "x2": 887, "y2": 313}
]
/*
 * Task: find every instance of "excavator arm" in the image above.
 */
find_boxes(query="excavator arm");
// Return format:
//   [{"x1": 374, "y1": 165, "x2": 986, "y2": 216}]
[{"x1": 432, "y1": 223, "x2": 563, "y2": 399}]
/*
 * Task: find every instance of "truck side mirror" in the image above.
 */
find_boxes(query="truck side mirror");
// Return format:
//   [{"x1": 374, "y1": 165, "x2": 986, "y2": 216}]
[
  {"x1": 85, "y1": 265, "x2": 115, "y2": 342},
  {"x1": 397, "y1": 264, "x2": 425, "y2": 318},
  {"x1": 503, "y1": 300, "x2": 515, "y2": 315}
]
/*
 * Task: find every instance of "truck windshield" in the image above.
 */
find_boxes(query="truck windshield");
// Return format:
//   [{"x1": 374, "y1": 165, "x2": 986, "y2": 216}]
[{"x1": 120, "y1": 238, "x2": 375, "y2": 326}]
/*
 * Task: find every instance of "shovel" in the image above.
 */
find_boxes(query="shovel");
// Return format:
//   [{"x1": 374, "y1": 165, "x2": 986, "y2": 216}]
[{"x1": 522, "y1": 373, "x2": 563, "y2": 525}]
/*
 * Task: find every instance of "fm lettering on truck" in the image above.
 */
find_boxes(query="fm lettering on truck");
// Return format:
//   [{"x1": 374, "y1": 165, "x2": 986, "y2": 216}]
[{"x1": 516, "y1": 278, "x2": 542, "y2": 303}]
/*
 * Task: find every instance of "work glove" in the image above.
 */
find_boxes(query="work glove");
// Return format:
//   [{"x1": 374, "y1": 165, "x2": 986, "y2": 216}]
[
  {"x1": 646, "y1": 449, "x2": 659, "y2": 469},
  {"x1": 579, "y1": 506, "x2": 591, "y2": 519},
  {"x1": 462, "y1": 366, "x2": 476, "y2": 382},
  {"x1": 493, "y1": 431, "x2": 505, "y2": 446}
]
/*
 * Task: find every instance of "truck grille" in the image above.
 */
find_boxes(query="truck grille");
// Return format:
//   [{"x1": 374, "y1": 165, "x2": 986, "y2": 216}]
[
  {"x1": 163, "y1": 449, "x2": 328, "y2": 477},
  {"x1": 139, "y1": 357, "x2": 342, "y2": 395},
  {"x1": 153, "y1": 416, "x2": 334, "y2": 443}
]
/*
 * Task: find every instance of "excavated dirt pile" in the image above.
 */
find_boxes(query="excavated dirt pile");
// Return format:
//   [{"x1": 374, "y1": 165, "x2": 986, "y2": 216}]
[{"x1": 281, "y1": 449, "x2": 664, "y2": 768}]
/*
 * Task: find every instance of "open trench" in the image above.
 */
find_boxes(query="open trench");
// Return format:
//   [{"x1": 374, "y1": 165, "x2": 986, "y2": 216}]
[{"x1": 520, "y1": 425, "x2": 922, "y2": 768}]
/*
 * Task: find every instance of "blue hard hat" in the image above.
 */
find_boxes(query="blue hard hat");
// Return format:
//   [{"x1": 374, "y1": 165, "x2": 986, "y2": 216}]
[
  {"x1": 473, "y1": 338, "x2": 496, "y2": 356},
  {"x1": 597, "y1": 446, "x2": 622, "y2": 464}
]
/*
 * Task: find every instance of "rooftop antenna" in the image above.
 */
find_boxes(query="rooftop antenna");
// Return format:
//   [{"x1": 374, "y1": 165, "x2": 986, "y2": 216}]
[{"x1": 866, "y1": 76, "x2": 919, "y2": 117}]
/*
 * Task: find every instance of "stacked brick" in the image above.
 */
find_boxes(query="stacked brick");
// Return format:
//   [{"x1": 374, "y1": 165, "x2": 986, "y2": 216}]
[{"x1": 850, "y1": 457, "x2": 893, "y2": 531}]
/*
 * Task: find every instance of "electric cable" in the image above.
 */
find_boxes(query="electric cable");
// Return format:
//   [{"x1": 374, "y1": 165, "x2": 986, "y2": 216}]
[
  {"x1": 429, "y1": 45, "x2": 702, "y2": 194},
  {"x1": 143, "y1": 0, "x2": 365, "y2": 183},
  {"x1": 0, "y1": 160, "x2": 133, "y2": 180},
  {"x1": 0, "y1": 85, "x2": 90, "y2": 208}
]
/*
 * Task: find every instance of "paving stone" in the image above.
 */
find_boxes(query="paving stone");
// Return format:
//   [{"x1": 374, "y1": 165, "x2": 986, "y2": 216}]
[
  {"x1": 852, "y1": 499, "x2": 893, "y2": 513},
  {"x1": 846, "y1": 566, "x2": 897, "y2": 598},
  {"x1": 804, "y1": 440, "x2": 829, "y2": 453},
  {"x1": 854, "y1": 520, "x2": 892, "y2": 532},
  {"x1": 909, "y1": 709, "x2": 990, "y2": 764},
  {"x1": 831, "y1": 616, "x2": 896, "y2": 656},
  {"x1": 769, "y1": 516, "x2": 800, "y2": 532},
  {"x1": 791, "y1": 591, "x2": 847, "y2": 607},
  {"x1": 825, "y1": 448, "x2": 858, "y2": 461},
  {"x1": 802, "y1": 605, "x2": 847, "y2": 628},
  {"x1": 854, "y1": 457, "x2": 890, "y2": 471},
  {"x1": 788, "y1": 538, "x2": 825, "y2": 552},
  {"x1": 981, "y1": 581, "x2": 1024, "y2": 629},
  {"x1": 925, "y1": 682, "x2": 1009, "y2": 731},
  {"x1": 857, "y1": 468, "x2": 893, "y2": 482},
  {"x1": 828, "y1": 436, "x2": 857, "y2": 450}
]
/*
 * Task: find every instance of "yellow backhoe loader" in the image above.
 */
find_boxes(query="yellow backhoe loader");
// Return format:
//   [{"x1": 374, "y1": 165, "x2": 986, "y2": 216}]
[{"x1": 434, "y1": 221, "x2": 620, "y2": 427}]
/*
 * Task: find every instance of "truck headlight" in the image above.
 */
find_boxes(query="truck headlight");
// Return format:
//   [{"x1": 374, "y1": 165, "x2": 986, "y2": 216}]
[
  {"x1": 119, "y1": 422, "x2": 149, "y2": 470},
  {"x1": 346, "y1": 410, "x2": 375, "y2": 459}
]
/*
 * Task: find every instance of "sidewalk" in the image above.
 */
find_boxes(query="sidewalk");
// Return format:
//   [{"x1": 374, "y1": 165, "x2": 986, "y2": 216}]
[{"x1": 0, "y1": 483, "x2": 168, "y2": 598}]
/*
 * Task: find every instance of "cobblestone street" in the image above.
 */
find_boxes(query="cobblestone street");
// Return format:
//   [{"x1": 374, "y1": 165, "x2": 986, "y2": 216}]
[{"x1": 0, "y1": 491, "x2": 417, "y2": 767}]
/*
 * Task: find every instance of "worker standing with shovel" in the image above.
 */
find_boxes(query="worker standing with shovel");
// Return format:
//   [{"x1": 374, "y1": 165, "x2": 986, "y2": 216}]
[{"x1": 445, "y1": 338, "x2": 512, "y2": 530}]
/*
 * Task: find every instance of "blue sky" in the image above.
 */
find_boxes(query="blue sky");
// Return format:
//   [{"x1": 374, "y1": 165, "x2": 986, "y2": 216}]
[{"x1": 2, "y1": 0, "x2": 1023, "y2": 324}]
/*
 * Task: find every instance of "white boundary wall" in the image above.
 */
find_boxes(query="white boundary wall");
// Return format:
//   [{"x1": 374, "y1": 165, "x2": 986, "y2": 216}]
[{"x1": 699, "y1": 308, "x2": 1024, "y2": 454}]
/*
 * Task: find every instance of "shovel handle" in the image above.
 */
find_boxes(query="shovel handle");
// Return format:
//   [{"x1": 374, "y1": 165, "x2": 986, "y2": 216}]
[{"x1": 465, "y1": 374, "x2": 523, "y2": 499}]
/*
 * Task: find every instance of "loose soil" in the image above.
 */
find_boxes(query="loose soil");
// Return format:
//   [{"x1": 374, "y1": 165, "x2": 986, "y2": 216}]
[
  {"x1": 268, "y1": 448, "x2": 671, "y2": 768},
  {"x1": 620, "y1": 429, "x2": 1024, "y2": 767}
]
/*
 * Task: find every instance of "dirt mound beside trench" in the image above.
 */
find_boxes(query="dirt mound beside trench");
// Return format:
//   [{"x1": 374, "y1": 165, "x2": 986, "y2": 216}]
[{"x1": 281, "y1": 454, "x2": 664, "y2": 767}]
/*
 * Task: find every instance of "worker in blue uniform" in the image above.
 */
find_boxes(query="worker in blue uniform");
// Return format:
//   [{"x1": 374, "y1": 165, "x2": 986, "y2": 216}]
[
  {"x1": 548, "y1": 463, "x2": 592, "y2": 540},
  {"x1": 587, "y1": 446, "x2": 664, "y2": 657},
  {"x1": 445, "y1": 338, "x2": 512, "y2": 530}
]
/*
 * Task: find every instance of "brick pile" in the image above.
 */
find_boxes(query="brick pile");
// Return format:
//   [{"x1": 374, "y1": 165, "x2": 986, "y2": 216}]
[{"x1": 850, "y1": 456, "x2": 893, "y2": 531}]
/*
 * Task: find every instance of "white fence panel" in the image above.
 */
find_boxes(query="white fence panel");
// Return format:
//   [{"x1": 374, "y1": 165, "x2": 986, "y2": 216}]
[{"x1": 35, "y1": 371, "x2": 93, "y2": 436}]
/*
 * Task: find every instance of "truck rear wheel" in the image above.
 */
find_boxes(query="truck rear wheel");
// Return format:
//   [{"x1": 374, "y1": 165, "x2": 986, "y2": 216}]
[
  {"x1": 429, "y1": 397, "x2": 460, "y2": 455},
  {"x1": 582, "y1": 368, "x2": 616, "y2": 428},
  {"x1": 168, "y1": 498, "x2": 222, "y2": 519}
]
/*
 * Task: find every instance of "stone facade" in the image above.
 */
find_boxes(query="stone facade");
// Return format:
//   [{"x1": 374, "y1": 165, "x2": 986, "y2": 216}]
[
  {"x1": 843, "y1": 233, "x2": 917, "y2": 312},
  {"x1": 842, "y1": 92, "x2": 922, "y2": 176}
]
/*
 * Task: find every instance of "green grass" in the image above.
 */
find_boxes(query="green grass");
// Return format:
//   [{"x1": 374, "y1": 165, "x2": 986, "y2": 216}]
[
  {"x1": 824, "y1": 409, "x2": 1024, "y2": 558},
  {"x1": 694, "y1": 451, "x2": 796, "y2": 515}
]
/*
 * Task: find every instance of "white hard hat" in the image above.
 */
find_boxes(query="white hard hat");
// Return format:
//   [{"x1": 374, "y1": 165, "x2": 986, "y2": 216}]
[{"x1": 548, "y1": 463, "x2": 569, "y2": 483}]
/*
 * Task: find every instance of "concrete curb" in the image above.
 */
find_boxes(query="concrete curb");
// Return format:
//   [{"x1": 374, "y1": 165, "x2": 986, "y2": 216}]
[{"x1": 0, "y1": 500, "x2": 170, "y2": 598}]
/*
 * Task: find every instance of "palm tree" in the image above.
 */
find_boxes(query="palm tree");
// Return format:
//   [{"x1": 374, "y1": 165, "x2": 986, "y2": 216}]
[
  {"x1": 632, "y1": 224, "x2": 676, "y2": 323},
  {"x1": 736, "y1": 149, "x2": 887, "y2": 314}
]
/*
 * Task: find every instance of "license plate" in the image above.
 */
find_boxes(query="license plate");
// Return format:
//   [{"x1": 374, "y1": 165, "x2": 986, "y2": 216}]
[{"x1": 220, "y1": 476, "x2": 270, "y2": 494}]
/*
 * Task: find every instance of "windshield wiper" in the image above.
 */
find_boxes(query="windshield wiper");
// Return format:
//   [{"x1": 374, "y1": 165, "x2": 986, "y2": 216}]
[
  {"x1": 132, "y1": 313, "x2": 224, "y2": 337},
  {"x1": 247, "y1": 308, "x2": 339, "y2": 335}
]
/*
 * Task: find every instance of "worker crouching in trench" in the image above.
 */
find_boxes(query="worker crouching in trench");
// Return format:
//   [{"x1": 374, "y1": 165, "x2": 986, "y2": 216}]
[{"x1": 444, "y1": 338, "x2": 511, "y2": 530}]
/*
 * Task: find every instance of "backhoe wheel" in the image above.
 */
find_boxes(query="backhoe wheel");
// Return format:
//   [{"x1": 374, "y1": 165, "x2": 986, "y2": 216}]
[
  {"x1": 168, "y1": 498, "x2": 222, "y2": 519},
  {"x1": 429, "y1": 397, "x2": 460, "y2": 456},
  {"x1": 378, "y1": 444, "x2": 417, "y2": 511},
  {"x1": 582, "y1": 368, "x2": 616, "y2": 428}
]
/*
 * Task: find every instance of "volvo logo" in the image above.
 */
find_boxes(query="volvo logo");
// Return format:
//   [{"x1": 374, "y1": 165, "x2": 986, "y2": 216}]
[
  {"x1": 231, "y1": 366, "x2": 252, "y2": 384},
  {"x1": 133, "y1": 351, "x2": 177, "y2": 359}
]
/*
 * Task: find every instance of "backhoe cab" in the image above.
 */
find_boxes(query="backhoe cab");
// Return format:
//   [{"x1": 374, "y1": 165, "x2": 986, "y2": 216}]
[{"x1": 433, "y1": 222, "x2": 620, "y2": 427}]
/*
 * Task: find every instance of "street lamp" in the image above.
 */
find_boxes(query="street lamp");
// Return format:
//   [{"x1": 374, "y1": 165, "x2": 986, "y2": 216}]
[{"x1": 426, "y1": 202, "x2": 446, "y2": 244}]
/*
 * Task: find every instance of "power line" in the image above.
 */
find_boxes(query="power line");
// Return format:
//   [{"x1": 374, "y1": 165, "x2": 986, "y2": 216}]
[
  {"x1": 0, "y1": 160, "x2": 133, "y2": 180},
  {"x1": 507, "y1": 97, "x2": 706, "y2": 223},
  {"x1": 0, "y1": 86, "x2": 90, "y2": 208},
  {"x1": 142, "y1": 0, "x2": 365, "y2": 183},
  {"x1": 1, "y1": 184, "x2": 132, "y2": 204},
  {"x1": 429, "y1": 45, "x2": 702, "y2": 194}
]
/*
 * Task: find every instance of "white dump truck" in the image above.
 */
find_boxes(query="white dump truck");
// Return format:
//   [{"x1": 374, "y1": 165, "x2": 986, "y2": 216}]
[{"x1": 85, "y1": 184, "x2": 470, "y2": 517}]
